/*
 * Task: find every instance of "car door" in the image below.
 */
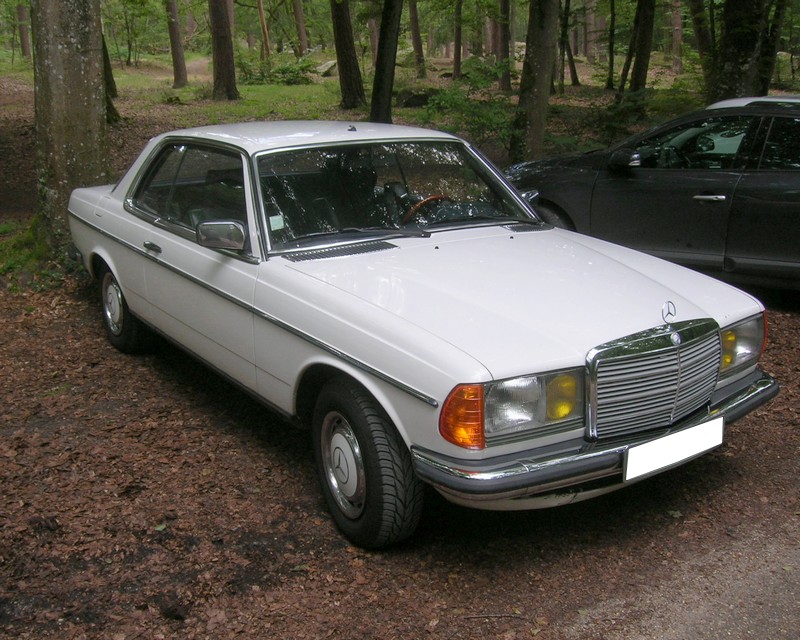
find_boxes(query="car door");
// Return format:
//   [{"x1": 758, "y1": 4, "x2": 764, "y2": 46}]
[
  {"x1": 589, "y1": 115, "x2": 758, "y2": 272},
  {"x1": 131, "y1": 142, "x2": 260, "y2": 390},
  {"x1": 725, "y1": 115, "x2": 800, "y2": 285}
]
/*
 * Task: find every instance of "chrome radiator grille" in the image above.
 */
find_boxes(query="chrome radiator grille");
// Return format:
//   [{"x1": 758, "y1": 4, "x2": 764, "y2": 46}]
[{"x1": 588, "y1": 319, "x2": 721, "y2": 441}]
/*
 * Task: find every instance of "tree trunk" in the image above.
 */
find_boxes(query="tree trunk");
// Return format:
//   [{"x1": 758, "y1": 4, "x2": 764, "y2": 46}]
[
  {"x1": 689, "y1": 0, "x2": 786, "y2": 102},
  {"x1": 671, "y1": 0, "x2": 683, "y2": 75},
  {"x1": 208, "y1": 0, "x2": 239, "y2": 100},
  {"x1": 165, "y1": 0, "x2": 188, "y2": 88},
  {"x1": 606, "y1": 0, "x2": 616, "y2": 90},
  {"x1": 408, "y1": 0, "x2": 426, "y2": 79},
  {"x1": 509, "y1": 0, "x2": 560, "y2": 163},
  {"x1": 453, "y1": 0, "x2": 463, "y2": 80},
  {"x1": 757, "y1": 0, "x2": 789, "y2": 95},
  {"x1": 16, "y1": 4, "x2": 31, "y2": 58},
  {"x1": 102, "y1": 36, "x2": 121, "y2": 123},
  {"x1": 330, "y1": 0, "x2": 366, "y2": 109},
  {"x1": 102, "y1": 36, "x2": 118, "y2": 99},
  {"x1": 292, "y1": 0, "x2": 308, "y2": 56},
  {"x1": 629, "y1": 0, "x2": 656, "y2": 93},
  {"x1": 558, "y1": 0, "x2": 571, "y2": 93},
  {"x1": 498, "y1": 0, "x2": 512, "y2": 92},
  {"x1": 370, "y1": 0, "x2": 404, "y2": 124},
  {"x1": 256, "y1": 0, "x2": 272, "y2": 61},
  {"x1": 30, "y1": 0, "x2": 108, "y2": 256}
]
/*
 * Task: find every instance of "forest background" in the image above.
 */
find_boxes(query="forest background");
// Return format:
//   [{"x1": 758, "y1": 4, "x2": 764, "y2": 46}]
[{"x1": 0, "y1": 0, "x2": 798, "y2": 278}]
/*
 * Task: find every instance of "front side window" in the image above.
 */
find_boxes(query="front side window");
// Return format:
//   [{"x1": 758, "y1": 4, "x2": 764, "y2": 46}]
[
  {"x1": 130, "y1": 143, "x2": 247, "y2": 231},
  {"x1": 257, "y1": 141, "x2": 533, "y2": 248},
  {"x1": 635, "y1": 115, "x2": 755, "y2": 170}
]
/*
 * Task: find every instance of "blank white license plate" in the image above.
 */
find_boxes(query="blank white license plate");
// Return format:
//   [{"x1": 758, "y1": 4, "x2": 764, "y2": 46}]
[{"x1": 624, "y1": 416, "x2": 724, "y2": 482}]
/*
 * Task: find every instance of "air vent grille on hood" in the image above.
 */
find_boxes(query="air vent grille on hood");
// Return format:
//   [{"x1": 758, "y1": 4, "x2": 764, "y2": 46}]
[{"x1": 281, "y1": 240, "x2": 397, "y2": 262}]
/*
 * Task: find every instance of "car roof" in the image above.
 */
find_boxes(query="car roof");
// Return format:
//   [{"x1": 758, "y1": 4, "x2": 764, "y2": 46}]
[
  {"x1": 156, "y1": 120, "x2": 460, "y2": 154},
  {"x1": 706, "y1": 95, "x2": 800, "y2": 109}
]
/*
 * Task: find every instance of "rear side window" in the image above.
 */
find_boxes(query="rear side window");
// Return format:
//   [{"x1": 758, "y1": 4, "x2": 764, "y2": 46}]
[{"x1": 758, "y1": 117, "x2": 800, "y2": 170}]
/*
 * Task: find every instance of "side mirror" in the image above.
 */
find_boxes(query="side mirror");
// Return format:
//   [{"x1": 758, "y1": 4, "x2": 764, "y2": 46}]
[
  {"x1": 197, "y1": 220, "x2": 247, "y2": 251},
  {"x1": 608, "y1": 148, "x2": 642, "y2": 170},
  {"x1": 518, "y1": 188, "x2": 540, "y2": 204}
]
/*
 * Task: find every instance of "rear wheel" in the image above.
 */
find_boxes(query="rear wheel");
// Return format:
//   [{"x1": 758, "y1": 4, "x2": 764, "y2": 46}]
[
  {"x1": 99, "y1": 268, "x2": 151, "y2": 353},
  {"x1": 312, "y1": 377, "x2": 424, "y2": 549}
]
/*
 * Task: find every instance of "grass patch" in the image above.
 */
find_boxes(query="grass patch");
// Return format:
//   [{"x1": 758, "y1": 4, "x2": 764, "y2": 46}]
[{"x1": 0, "y1": 221, "x2": 67, "y2": 291}]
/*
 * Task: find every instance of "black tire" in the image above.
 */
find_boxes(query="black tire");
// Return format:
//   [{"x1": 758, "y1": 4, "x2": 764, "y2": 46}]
[
  {"x1": 534, "y1": 202, "x2": 574, "y2": 230},
  {"x1": 99, "y1": 267, "x2": 151, "y2": 353},
  {"x1": 312, "y1": 377, "x2": 424, "y2": 549}
]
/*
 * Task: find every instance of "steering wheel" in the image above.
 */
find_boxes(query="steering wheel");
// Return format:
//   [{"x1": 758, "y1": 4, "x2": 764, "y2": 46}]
[{"x1": 401, "y1": 194, "x2": 452, "y2": 225}]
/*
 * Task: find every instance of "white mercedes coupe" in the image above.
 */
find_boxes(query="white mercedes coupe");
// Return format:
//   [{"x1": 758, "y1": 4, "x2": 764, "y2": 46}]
[{"x1": 68, "y1": 121, "x2": 779, "y2": 548}]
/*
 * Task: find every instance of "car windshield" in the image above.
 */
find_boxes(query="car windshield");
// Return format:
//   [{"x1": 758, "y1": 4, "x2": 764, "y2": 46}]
[{"x1": 256, "y1": 140, "x2": 536, "y2": 249}]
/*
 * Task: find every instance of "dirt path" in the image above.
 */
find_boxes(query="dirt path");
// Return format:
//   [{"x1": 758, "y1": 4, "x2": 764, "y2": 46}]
[{"x1": 1, "y1": 72, "x2": 798, "y2": 640}]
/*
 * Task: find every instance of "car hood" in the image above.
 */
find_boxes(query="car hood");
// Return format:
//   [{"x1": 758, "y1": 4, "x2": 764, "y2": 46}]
[
  {"x1": 281, "y1": 227, "x2": 759, "y2": 380},
  {"x1": 505, "y1": 150, "x2": 605, "y2": 181}
]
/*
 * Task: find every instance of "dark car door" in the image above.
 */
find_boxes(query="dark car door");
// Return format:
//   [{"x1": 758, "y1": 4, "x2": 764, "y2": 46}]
[
  {"x1": 589, "y1": 115, "x2": 758, "y2": 272},
  {"x1": 725, "y1": 115, "x2": 800, "y2": 285}
]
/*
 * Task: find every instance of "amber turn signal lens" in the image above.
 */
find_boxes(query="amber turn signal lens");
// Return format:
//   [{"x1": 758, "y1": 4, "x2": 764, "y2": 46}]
[{"x1": 439, "y1": 384, "x2": 485, "y2": 449}]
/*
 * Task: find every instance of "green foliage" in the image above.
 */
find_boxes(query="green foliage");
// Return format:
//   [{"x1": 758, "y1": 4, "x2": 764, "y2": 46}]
[
  {"x1": 0, "y1": 221, "x2": 67, "y2": 291},
  {"x1": 237, "y1": 52, "x2": 316, "y2": 86},
  {"x1": 425, "y1": 58, "x2": 515, "y2": 152}
]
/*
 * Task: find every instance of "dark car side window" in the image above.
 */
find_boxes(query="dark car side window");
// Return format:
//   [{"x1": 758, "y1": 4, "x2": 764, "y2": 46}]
[
  {"x1": 758, "y1": 117, "x2": 800, "y2": 170},
  {"x1": 131, "y1": 144, "x2": 247, "y2": 232},
  {"x1": 634, "y1": 115, "x2": 756, "y2": 170}
]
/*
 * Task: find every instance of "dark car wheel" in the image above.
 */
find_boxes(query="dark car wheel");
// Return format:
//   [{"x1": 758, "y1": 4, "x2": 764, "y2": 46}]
[
  {"x1": 99, "y1": 267, "x2": 151, "y2": 353},
  {"x1": 312, "y1": 377, "x2": 424, "y2": 549},
  {"x1": 534, "y1": 202, "x2": 574, "y2": 230}
]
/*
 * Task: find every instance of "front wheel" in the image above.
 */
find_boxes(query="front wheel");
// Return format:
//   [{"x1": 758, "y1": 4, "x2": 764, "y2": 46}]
[
  {"x1": 533, "y1": 202, "x2": 574, "y2": 230},
  {"x1": 100, "y1": 268, "x2": 151, "y2": 353},
  {"x1": 312, "y1": 378, "x2": 424, "y2": 549}
]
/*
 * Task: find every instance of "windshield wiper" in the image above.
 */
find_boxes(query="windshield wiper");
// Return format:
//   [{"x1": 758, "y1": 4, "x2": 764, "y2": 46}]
[{"x1": 292, "y1": 226, "x2": 430, "y2": 243}]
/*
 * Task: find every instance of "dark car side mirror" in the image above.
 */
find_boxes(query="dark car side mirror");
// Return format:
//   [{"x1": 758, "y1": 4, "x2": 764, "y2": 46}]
[
  {"x1": 608, "y1": 148, "x2": 642, "y2": 171},
  {"x1": 197, "y1": 220, "x2": 247, "y2": 251}
]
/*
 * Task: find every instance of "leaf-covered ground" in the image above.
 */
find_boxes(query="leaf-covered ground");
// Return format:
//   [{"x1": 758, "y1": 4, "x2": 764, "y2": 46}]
[{"x1": 1, "y1": 70, "x2": 798, "y2": 640}]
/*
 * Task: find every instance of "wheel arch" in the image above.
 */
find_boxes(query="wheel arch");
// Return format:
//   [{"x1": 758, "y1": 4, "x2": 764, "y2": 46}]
[
  {"x1": 534, "y1": 199, "x2": 577, "y2": 231},
  {"x1": 294, "y1": 362, "x2": 416, "y2": 450}
]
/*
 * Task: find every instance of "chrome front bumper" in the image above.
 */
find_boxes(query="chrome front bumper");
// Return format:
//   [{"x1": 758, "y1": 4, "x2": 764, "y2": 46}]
[{"x1": 412, "y1": 369, "x2": 778, "y2": 505}]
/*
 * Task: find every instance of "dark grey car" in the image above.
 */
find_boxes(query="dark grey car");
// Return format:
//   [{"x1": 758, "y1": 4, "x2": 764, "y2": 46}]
[{"x1": 506, "y1": 98, "x2": 800, "y2": 290}]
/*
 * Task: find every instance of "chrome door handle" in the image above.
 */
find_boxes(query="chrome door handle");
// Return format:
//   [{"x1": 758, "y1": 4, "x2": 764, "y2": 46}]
[
  {"x1": 143, "y1": 241, "x2": 162, "y2": 253},
  {"x1": 693, "y1": 194, "x2": 727, "y2": 203}
]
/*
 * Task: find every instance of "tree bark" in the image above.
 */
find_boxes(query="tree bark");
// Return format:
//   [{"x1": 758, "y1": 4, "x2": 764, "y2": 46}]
[
  {"x1": 629, "y1": 0, "x2": 655, "y2": 92},
  {"x1": 605, "y1": 0, "x2": 616, "y2": 90},
  {"x1": 370, "y1": 0, "x2": 404, "y2": 124},
  {"x1": 330, "y1": 0, "x2": 366, "y2": 109},
  {"x1": 208, "y1": 0, "x2": 239, "y2": 100},
  {"x1": 670, "y1": 0, "x2": 683, "y2": 74},
  {"x1": 292, "y1": 0, "x2": 309, "y2": 56},
  {"x1": 453, "y1": 0, "x2": 463, "y2": 80},
  {"x1": 165, "y1": 0, "x2": 188, "y2": 88},
  {"x1": 256, "y1": 0, "x2": 272, "y2": 61},
  {"x1": 408, "y1": 0, "x2": 426, "y2": 79},
  {"x1": 30, "y1": 0, "x2": 108, "y2": 255},
  {"x1": 757, "y1": 0, "x2": 789, "y2": 94},
  {"x1": 688, "y1": 0, "x2": 787, "y2": 102},
  {"x1": 509, "y1": 0, "x2": 560, "y2": 163},
  {"x1": 498, "y1": 0, "x2": 512, "y2": 92},
  {"x1": 16, "y1": 4, "x2": 31, "y2": 58}
]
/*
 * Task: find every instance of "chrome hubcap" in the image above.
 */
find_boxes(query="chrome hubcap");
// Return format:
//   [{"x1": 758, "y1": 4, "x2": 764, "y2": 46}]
[
  {"x1": 102, "y1": 273, "x2": 124, "y2": 336},
  {"x1": 321, "y1": 411, "x2": 366, "y2": 519}
]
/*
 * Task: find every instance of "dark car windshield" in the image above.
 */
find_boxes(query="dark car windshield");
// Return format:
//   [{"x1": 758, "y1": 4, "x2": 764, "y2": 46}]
[{"x1": 256, "y1": 141, "x2": 536, "y2": 249}]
